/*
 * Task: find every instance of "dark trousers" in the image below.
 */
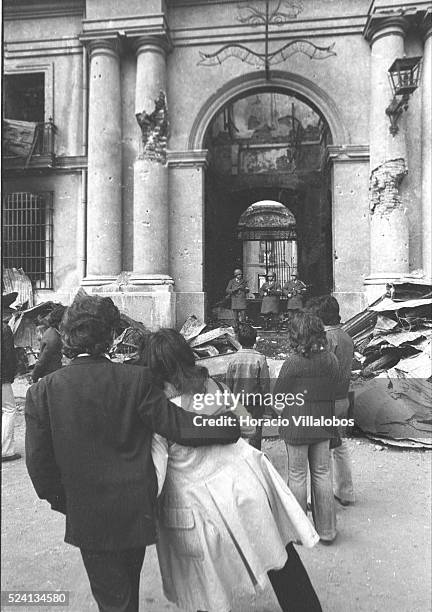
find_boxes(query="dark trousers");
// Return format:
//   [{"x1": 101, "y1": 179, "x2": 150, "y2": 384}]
[
  {"x1": 268, "y1": 542, "x2": 322, "y2": 612},
  {"x1": 81, "y1": 547, "x2": 146, "y2": 612}
]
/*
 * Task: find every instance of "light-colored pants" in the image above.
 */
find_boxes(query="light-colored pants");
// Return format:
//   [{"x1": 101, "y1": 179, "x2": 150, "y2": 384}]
[
  {"x1": 332, "y1": 398, "x2": 355, "y2": 503},
  {"x1": 285, "y1": 440, "x2": 336, "y2": 541},
  {"x1": 2, "y1": 383, "x2": 17, "y2": 457}
]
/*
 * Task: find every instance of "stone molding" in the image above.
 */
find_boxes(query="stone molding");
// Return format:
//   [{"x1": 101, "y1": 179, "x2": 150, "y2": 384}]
[
  {"x1": 3, "y1": 0, "x2": 84, "y2": 20},
  {"x1": 167, "y1": 150, "x2": 209, "y2": 169},
  {"x1": 3, "y1": 156, "x2": 88, "y2": 176},
  {"x1": 326, "y1": 144, "x2": 370, "y2": 163},
  {"x1": 171, "y1": 15, "x2": 367, "y2": 46},
  {"x1": 4, "y1": 37, "x2": 82, "y2": 59},
  {"x1": 82, "y1": 274, "x2": 174, "y2": 290},
  {"x1": 81, "y1": 14, "x2": 170, "y2": 42},
  {"x1": 363, "y1": 4, "x2": 432, "y2": 43}
]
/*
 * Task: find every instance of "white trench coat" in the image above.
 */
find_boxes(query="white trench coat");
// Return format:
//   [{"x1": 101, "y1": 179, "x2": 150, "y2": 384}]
[{"x1": 152, "y1": 381, "x2": 319, "y2": 612}]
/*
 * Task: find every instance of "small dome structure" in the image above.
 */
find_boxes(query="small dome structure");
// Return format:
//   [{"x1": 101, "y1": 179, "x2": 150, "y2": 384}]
[{"x1": 237, "y1": 200, "x2": 296, "y2": 240}]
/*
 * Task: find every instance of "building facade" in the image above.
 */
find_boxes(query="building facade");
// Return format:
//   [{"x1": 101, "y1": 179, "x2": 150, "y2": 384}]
[{"x1": 3, "y1": 0, "x2": 431, "y2": 327}]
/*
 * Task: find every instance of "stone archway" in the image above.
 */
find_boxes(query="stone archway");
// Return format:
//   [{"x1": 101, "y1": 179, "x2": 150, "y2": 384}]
[
  {"x1": 200, "y1": 85, "x2": 336, "y2": 308},
  {"x1": 188, "y1": 70, "x2": 349, "y2": 151},
  {"x1": 170, "y1": 71, "x2": 362, "y2": 326}
]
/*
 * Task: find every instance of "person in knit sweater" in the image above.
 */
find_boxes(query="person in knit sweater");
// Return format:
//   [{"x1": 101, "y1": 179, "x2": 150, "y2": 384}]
[
  {"x1": 274, "y1": 311, "x2": 339, "y2": 543},
  {"x1": 305, "y1": 295, "x2": 355, "y2": 506}
]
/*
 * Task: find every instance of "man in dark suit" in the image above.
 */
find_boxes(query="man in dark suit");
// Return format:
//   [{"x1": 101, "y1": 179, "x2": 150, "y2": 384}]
[{"x1": 25, "y1": 296, "x2": 240, "y2": 612}]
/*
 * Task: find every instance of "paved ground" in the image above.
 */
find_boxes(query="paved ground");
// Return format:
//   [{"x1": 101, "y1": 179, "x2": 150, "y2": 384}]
[{"x1": 1, "y1": 380, "x2": 431, "y2": 612}]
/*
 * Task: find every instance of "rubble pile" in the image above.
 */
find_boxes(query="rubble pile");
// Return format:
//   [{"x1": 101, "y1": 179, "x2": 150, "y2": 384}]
[
  {"x1": 8, "y1": 301, "x2": 64, "y2": 373},
  {"x1": 343, "y1": 280, "x2": 432, "y2": 448}
]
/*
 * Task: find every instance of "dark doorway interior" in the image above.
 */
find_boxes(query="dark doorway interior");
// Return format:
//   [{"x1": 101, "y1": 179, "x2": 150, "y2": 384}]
[{"x1": 204, "y1": 91, "x2": 333, "y2": 308}]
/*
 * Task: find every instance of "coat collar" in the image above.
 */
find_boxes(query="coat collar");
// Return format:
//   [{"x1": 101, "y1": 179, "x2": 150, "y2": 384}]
[{"x1": 69, "y1": 354, "x2": 111, "y2": 365}]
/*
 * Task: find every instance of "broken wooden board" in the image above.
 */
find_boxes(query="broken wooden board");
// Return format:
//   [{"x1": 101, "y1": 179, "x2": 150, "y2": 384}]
[
  {"x1": 190, "y1": 327, "x2": 235, "y2": 348},
  {"x1": 179, "y1": 315, "x2": 207, "y2": 342},
  {"x1": 193, "y1": 344, "x2": 220, "y2": 357}
]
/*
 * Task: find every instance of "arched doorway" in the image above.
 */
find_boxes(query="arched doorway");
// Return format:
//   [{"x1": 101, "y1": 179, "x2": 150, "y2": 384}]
[{"x1": 203, "y1": 90, "x2": 333, "y2": 307}]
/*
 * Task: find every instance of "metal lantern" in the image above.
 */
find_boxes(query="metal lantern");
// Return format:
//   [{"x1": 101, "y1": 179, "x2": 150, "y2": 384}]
[
  {"x1": 388, "y1": 56, "x2": 422, "y2": 96},
  {"x1": 386, "y1": 56, "x2": 422, "y2": 136}
]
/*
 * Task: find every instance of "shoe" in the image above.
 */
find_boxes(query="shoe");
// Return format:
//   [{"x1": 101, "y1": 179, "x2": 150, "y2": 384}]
[
  {"x1": 320, "y1": 537, "x2": 336, "y2": 546},
  {"x1": 334, "y1": 495, "x2": 353, "y2": 507},
  {"x1": 2, "y1": 453, "x2": 21, "y2": 462}
]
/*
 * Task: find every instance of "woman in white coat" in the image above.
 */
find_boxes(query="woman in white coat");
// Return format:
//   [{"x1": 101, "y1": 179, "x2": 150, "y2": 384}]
[{"x1": 145, "y1": 329, "x2": 323, "y2": 612}]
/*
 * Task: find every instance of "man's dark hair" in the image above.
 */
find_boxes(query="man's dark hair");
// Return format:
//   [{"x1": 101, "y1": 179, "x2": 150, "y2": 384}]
[
  {"x1": 46, "y1": 304, "x2": 67, "y2": 329},
  {"x1": 60, "y1": 296, "x2": 120, "y2": 358},
  {"x1": 305, "y1": 295, "x2": 341, "y2": 326},
  {"x1": 288, "y1": 311, "x2": 327, "y2": 357},
  {"x1": 237, "y1": 322, "x2": 256, "y2": 348}
]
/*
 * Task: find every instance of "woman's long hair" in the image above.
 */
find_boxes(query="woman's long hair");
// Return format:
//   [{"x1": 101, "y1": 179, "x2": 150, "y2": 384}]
[
  {"x1": 144, "y1": 328, "x2": 208, "y2": 395},
  {"x1": 288, "y1": 311, "x2": 327, "y2": 358}
]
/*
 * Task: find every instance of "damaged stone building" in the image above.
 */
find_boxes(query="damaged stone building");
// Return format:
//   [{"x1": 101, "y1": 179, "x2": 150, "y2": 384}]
[{"x1": 2, "y1": 0, "x2": 431, "y2": 327}]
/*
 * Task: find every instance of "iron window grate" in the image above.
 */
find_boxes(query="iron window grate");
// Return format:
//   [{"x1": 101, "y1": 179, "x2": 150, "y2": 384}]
[{"x1": 2, "y1": 191, "x2": 54, "y2": 289}]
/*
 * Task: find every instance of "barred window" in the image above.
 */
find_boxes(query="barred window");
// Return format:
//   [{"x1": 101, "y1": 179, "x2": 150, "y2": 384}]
[{"x1": 2, "y1": 192, "x2": 53, "y2": 289}]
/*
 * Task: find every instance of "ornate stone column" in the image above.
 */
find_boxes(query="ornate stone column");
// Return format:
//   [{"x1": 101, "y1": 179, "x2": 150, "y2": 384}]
[
  {"x1": 364, "y1": 18, "x2": 409, "y2": 300},
  {"x1": 133, "y1": 37, "x2": 170, "y2": 279},
  {"x1": 422, "y1": 23, "x2": 432, "y2": 278},
  {"x1": 85, "y1": 39, "x2": 122, "y2": 280}
]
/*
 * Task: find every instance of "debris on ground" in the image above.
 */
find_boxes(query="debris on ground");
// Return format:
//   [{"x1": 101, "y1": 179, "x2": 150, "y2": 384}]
[
  {"x1": 3, "y1": 267, "x2": 34, "y2": 309},
  {"x1": 179, "y1": 315, "x2": 207, "y2": 342},
  {"x1": 179, "y1": 316, "x2": 241, "y2": 360},
  {"x1": 343, "y1": 279, "x2": 432, "y2": 448},
  {"x1": 8, "y1": 301, "x2": 64, "y2": 374}
]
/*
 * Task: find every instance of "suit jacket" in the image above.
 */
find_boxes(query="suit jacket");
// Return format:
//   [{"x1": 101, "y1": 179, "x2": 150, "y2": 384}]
[{"x1": 25, "y1": 355, "x2": 240, "y2": 551}]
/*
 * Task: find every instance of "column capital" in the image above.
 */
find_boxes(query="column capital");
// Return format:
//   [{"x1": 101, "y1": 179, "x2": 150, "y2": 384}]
[
  {"x1": 81, "y1": 36, "x2": 121, "y2": 60},
  {"x1": 421, "y1": 9, "x2": 432, "y2": 41},
  {"x1": 363, "y1": 14, "x2": 408, "y2": 45},
  {"x1": 167, "y1": 150, "x2": 209, "y2": 169},
  {"x1": 132, "y1": 34, "x2": 172, "y2": 57}
]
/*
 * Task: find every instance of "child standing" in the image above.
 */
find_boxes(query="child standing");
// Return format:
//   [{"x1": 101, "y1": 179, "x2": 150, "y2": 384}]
[{"x1": 226, "y1": 323, "x2": 270, "y2": 450}]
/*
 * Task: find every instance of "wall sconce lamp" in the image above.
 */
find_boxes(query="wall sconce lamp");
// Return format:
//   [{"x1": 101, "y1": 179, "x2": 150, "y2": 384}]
[{"x1": 386, "y1": 56, "x2": 422, "y2": 136}]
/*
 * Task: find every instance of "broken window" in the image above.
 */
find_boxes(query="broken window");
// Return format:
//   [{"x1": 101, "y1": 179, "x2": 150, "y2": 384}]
[
  {"x1": 2, "y1": 192, "x2": 54, "y2": 289},
  {"x1": 3, "y1": 73, "x2": 45, "y2": 122}
]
